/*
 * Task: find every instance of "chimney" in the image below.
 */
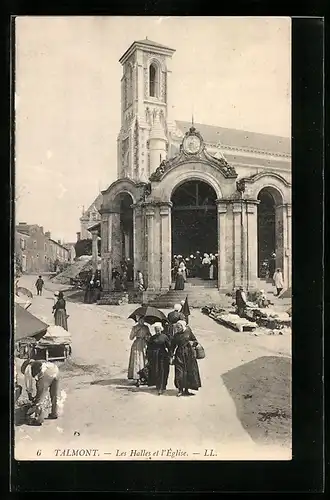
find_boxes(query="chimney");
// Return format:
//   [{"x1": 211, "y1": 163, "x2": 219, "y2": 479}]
[
  {"x1": 57, "y1": 239, "x2": 61, "y2": 245},
  {"x1": 45, "y1": 231, "x2": 51, "y2": 239},
  {"x1": 76, "y1": 232, "x2": 81, "y2": 242},
  {"x1": 40, "y1": 226, "x2": 44, "y2": 233}
]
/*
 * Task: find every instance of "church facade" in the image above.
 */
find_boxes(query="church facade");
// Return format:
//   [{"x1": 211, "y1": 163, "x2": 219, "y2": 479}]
[{"x1": 88, "y1": 39, "x2": 291, "y2": 297}]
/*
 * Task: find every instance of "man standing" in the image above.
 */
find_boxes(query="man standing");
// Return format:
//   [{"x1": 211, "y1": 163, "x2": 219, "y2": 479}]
[
  {"x1": 21, "y1": 359, "x2": 59, "y2": 426},
  {"x1": 35, "y1": 276, "x2": 44, "y2": 296},
  {"x1": 235, "y1": 286, "x2": 247, "y2": 318},
  {"x1": 273, "y1": 268, "x2": 284, "y2": 296}
]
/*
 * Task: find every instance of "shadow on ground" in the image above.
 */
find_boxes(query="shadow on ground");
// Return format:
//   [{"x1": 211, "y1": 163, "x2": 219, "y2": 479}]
[
  {"x1": 222, "y1": 355, "x2": 292, "y2": 447},
  {"x1": 90, "y1": 378, "x2": 178, "y2": 396}
]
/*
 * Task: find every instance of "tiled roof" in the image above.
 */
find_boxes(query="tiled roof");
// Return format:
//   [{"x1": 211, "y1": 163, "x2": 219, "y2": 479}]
[
  {"x1": 51, "y1": 258, "x2": 94, "y2": 282},
  {"x1": 175, "y1": 121, "x2": 291, "y2": 155}
]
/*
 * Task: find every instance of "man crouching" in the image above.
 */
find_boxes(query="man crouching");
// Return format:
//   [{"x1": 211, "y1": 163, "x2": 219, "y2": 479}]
[{"x1": 21, "y1": 359, "x2": 59, "y2": 426}]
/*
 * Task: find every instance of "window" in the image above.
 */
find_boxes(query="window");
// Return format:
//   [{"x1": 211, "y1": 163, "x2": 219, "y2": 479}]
[
  {"x1": 149, "y1": 63, "x2": 159, "y2": 98},
  {"x1": 127, "y1": 65, "x2": 133, "y2": 105},
  {"x1": 33, "y1": 240, "x2": 37, "y2": 249},
  {"x1": 20, "y1": 238, "x2": 25, "y2": 250},
  {"x1": 44, "y1": 243, "x2": 47, "y2": 251},
  {"x1": 91, "y1": 212, "x2": 97, "y2": 221},
  {"x1": 36, "y1": 253, "x2": 39, "y2": 258}
]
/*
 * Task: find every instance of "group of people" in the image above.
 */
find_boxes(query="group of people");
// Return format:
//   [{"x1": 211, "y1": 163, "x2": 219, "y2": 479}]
[
  {"x1": 127, "y1": 303, "x2": 202, "y2": 397},
  {"x1": 112, "y1": 265, "x2": 145, "y2": 292},
  {"x1": 84, "y1": 271, "x2": 102, "y2": 303},
  {"x1": 171, "y1": 251, "x2": 218, "y2": 290},
  {"x1": 235, "y1": 267, "x2": 285, "y2": 318}
]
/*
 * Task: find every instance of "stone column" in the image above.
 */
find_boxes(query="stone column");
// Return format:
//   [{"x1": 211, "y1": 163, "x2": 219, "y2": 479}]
[
  {"x1": 275, "y1": 204, "x2": 285, "y2": 273},
  {"x1": 216, "y1": 200, "x2": 228, "y2": 291},
  {"x1": 278, "y1": 203, "x2": 292, "y2": 289},
  {"x1": 133, "y1": 204, "x2": 143, "y2": 287},
  {"x1": 91, "y1": 230, "x2": 99, "y2": 272},
  {"x1": 110, "y1": 212, "x2": 122, "y2": 273},
  {"x1": 245, "y1": 199, "x2": 259, "y2": 290},
  {"x1": 160, "y1": 202, "x2": 172, "y2": 292},
  {"x1": 232, "y1": 200, "x2": 243, "y2": 288},
  {"x1": 145, "y1": 206, "x2": 156, "y2": 290},
  {"x1": 286, "y1": 204, "x2": 292, "y2": 288},
  {"x1": 100, "y1": 212, "x2": 111, "y2": 291}
]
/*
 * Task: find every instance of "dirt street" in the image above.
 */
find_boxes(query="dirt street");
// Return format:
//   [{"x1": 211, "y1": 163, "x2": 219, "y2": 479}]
[{"x1": 14, "y1": 275, "x2": 292, "y2": 461}]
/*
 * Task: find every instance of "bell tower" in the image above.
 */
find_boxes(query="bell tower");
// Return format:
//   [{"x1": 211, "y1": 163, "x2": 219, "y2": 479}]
[{"x1": 117, "y1": 38, "x2": 176, "y2": 182}]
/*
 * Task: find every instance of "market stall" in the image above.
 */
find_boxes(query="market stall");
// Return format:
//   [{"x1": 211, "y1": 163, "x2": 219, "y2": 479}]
[{"x1": 15, "y1": 305, "x2": 72, "y2": 361}]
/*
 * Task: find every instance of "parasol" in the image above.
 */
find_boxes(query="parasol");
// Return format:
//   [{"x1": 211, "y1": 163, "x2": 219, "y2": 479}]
[
  {"x1": 14, "y1": 304, "x2": 49, "y2": 341},
  {"x1": 128, "y1": 305, "x2": 167, "y2": 325}
]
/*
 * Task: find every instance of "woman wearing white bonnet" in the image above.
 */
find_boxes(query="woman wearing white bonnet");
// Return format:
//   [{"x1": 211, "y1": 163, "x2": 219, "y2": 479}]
[
  {"x1": 167, "y1": 304, "x2": 185, "y2": 339},
  {"x1": 171, "y1": 319, "x2": 202, "y2": 397},
  {"x1": 146, "y1": 322, "x2": 171, "y2": 395}
]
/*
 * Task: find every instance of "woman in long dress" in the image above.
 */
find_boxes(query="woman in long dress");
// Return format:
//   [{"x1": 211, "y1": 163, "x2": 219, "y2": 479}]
[
  {"x1": 171, "y1": 320, "x2": 201, "y2": 397},
  {"x1": 202, "y1": 253, "x2": 211, "y2": 279},
  {"x1": 146, "y1": 322, "x2": 171, "y2": 395},
  {"x1": 52, "y1": 291, "x2": 68, "y2": 330},
  {"x1": 127, "y1": 317, "x2": 151, "y2": 387},
  {"x1": 175, "y1": 268, "x2": 185, "y2": 290}
]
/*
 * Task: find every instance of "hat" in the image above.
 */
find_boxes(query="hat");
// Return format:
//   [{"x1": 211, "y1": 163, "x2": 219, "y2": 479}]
[
  {"x1": 176, "y1": 320, "x2": 187, "y2": 331},
  {"x1": 153, "y1": 322, "x2": 164, "y2": 332},
  {"x1": 174, "y1": 303, "x2": 182, "y2": 311},
  {"x1": 190, "y1": 255, "x2": 194, "y2": 259}
]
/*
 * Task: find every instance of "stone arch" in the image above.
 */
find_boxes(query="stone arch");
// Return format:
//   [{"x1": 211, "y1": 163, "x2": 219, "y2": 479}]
[
  {"x1": 102, "y1": 178, "x2": 138, "y2": 210},
  {"x1": 152, "y1": 164, "x2": 224, "y2": 202},
  {"x1": 245, "y1": 172, "x2": 291, "y2": 204}
]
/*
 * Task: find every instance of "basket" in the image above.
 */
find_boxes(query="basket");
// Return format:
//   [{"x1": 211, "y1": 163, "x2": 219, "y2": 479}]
[{"x1": 194, "y1": 343, "x2": 205, "y2": 360}]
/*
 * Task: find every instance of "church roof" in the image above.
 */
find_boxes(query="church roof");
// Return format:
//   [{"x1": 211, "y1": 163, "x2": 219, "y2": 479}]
[
  {"x1": 119, "y1": 38, "x2": 175, "y2": 64},
  {"x1": 83, "y1": 193, "x2": 103, "y2": 214},
  {"x1": 135, "y1": 39, "x2": 175, "y2": 51},
  {"x1": 175, "y1": 121, "x2": 291, "y2": 156}
]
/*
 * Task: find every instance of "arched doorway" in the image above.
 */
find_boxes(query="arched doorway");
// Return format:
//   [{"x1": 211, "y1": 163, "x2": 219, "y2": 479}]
[
  {"x1": 171, "y1": 180, "x2": 218, "y2": 281},
  {"x1": 257, "y1": 187, "x2": 283, "y2": 278}
]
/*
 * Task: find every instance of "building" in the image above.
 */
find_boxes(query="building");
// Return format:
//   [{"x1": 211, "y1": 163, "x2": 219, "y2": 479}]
[
  {"x1": 63, "y1": 243, "x2": 76, "y2": 263},
  {"x1": 79, "y1": 194, "x2": 102, "y2": 240},
  {"x1": 15, "y1": 223, "x2": 70, "y2": 274},
  {"x1": 88, "y1": 39, "x2": 291, "y2": 298}
]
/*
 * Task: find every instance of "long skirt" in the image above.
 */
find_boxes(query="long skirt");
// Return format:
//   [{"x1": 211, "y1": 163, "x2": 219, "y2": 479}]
[
  {"x1": 175, "y1": 274, "x2": 185, "y2": 290},
  {"x1": 54, "y1": 309, "x2": 68, "y2": 331},
  {"x1": 174, "y1": 343, "x2": 201, "y2": 391},
  {"x1": 147, "y1": 348, "x2": 170, "y2": 391},
  {"x1": 128, "y1": 338, "x2": 147, "y2": 380}
]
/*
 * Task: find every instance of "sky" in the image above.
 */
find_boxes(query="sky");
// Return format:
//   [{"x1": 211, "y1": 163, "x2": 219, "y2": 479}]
[{"x1": 15, "y1": 16, "x2": 291, "y2": 243}]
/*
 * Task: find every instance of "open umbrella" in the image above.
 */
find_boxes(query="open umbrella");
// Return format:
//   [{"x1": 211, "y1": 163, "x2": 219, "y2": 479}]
[
  {"x1": 14, "y1": 304, "x2": 49, "y2": 341},
  {"x1": 128, "y1": 305, "x2": 166, "y2": 325}
]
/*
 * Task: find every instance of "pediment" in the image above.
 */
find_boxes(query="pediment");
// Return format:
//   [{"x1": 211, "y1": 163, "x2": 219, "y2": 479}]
[{"x1": 150, "y1": 126, "x2": 237, "y2": 182}]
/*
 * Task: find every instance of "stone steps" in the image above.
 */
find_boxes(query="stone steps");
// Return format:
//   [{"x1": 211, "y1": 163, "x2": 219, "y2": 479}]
[
  {"x1": 97, "y1": 290, "x2": 143, "y2": 305},
  {"x1": 149, "y1": 287, "x2": 231, "y2": 308}
]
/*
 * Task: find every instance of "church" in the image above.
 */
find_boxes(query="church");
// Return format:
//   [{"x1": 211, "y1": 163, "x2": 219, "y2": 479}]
[{"x1": 84, "y1": 38, "x2": 291, "y2": 302}]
